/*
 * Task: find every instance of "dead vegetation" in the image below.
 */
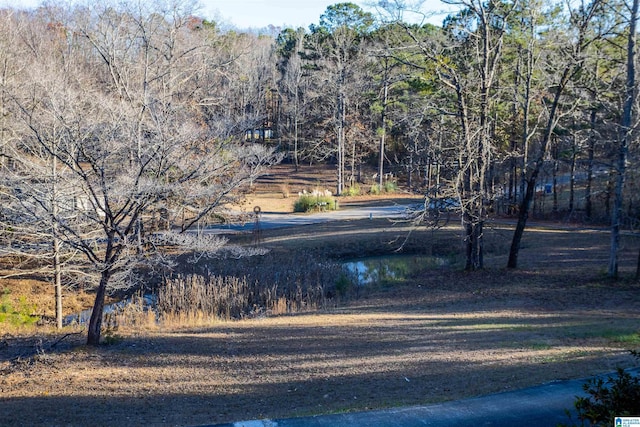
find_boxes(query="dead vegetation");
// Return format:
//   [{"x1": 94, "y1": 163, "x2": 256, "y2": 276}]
[
  {"x1": 1, "y1": 164, "x2": 640, "y2": 425},
  {"x1": 2, "y1": 214, "x2": 640, "y2": 425}
]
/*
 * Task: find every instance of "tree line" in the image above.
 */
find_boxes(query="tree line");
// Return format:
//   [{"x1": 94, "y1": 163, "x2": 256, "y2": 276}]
[
  {"x1": 275, "y1": 0, "x2": 639, "y2": 275},
  {"x1": 0, "y1": 0, "x2": 638, "y2": 344}
]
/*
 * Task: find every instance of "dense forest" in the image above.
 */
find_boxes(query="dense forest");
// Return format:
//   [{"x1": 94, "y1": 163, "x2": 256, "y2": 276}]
[{"x1": 1, "y1": 0, "x2": 639, "y2": 343}]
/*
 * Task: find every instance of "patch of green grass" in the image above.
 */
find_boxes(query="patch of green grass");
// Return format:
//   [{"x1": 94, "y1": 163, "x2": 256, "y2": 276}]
[
  {"x1": 526, "y1": 342, "x2": 553, "y2": 351},
  {"x1": 602, "y1": 330, "x2": 640, "y2": 345},
  {"x1": 535, "y1": 355, "x2": 563, "y2": 363},
  {"x1": 383, "y1": 181, "x2": 398, "y2": 193},
  {"x1": 533, "y1": 349, "x2": 592, "y2": 365},
  {"x1": 0, "y1": 295, "x2": 40, "y2": 327},
  {"x1": 566, "y1": 326, "x2": 640, "y2": 345},
  {"x1": 0, "y1": 298, "x2": 12, "y2": 314},
  {"x1": 369, "y1": 182, "x2": 398, "y2": 194},
  {"x1": 102, "y1": 330, "x2": 124, "y2": 345},
  {"x1": 508, "y1": 325, "x2": 537, "y2": 332},
  {"x1": 434, "y1": 322, "x2": 537, "y2": 332},
  {"x1": 502, "y1": 340, "x2": 553, "y2": 351},
  {"x1": 568, "y1": 349, "x2": 592, "y2": 358}
]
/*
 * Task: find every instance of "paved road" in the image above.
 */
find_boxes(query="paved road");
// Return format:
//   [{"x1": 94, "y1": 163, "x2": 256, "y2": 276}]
[
  {"x1": 205, "y1": 368, "x2": 640, "y2": 427},
  {"x1": 206, "y1": 204, "x2": 414, "y2": 233}
]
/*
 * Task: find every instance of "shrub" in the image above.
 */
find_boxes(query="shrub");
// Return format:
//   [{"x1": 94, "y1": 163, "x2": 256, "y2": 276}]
[
  {"x1": 99, "y1": 252, "x2": 346, "y2": 329},
  {"x1": 157, "y1": 274, "x2": 326, "y2": 322},
  {"x1": 346, "y1": 184, "x2": 361, "y2": 197},
  {"x1": 102, "y1": 293, "x2": 158, "y2": 331},
  {"x1": 369, "y1": 181, "x2": 397, "y2": 194},
  {"x1": 293, "y1": 194, "x2": 335, "y2": 212},
  {"x1": 0, "y1": 294, "x2": 39, "y2": 327},
  {"x1": 383, "y1": 180, "x2": 398, "y2": 193},
  {"x1": 334, "y1": 273, "x2": 353, "y2": 297},
  {"x1": 561, "y1": 351, "x2": 640, "y2": 426}
]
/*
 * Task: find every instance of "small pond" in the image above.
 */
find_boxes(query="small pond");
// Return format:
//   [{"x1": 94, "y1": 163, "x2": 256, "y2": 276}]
[
  {"x1": 343, "y1": 254, "x2": 447, "y2": 286},
  {"x1": 63, "y1": 294, "x2": 157, "y2": 326}
]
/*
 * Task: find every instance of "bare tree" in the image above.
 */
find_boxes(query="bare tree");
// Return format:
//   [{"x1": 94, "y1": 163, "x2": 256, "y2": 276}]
[
  {"x1": 507, "y1": 0, "x2": 606, "y2": 268},
  {"x1": 1, "y1": 1, "x2": 280, "y2": 344},
  {"x1": 0, "y1": 7, "x2": 89, "y2": 329},
  {"x1": 277, "y1": 28, "x2": 308, "y2": 170},
  {"x1": 389, "y1": 0, "x2": 514, "y2": 270}
]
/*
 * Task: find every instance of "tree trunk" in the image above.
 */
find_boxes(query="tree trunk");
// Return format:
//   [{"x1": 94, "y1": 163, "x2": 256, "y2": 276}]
[
  {"x1": 350, "y1": 134, "x2": 356, "y2": 188},
  {"x1": 87, "y1": 270, "x2": 111, "y2": 345},
  {"x1": 294, "y1": 101, "x2": 299, "y2": 172},
  {"x1": 53, "y1": 236, "x2": 62, "y2": 329},
  {"x1": 585, "y1": 55, "x2": 600, "y2": 220},
  {"x1": 569, "y1": 141, "x2": 576, "y2": 213},
  {"x1": 508, "y1": 65, "x2": 572, "y2": 269},
  {"x1": 604, "y1": 175, "x2": 612, "y2": 219},
  {"x1": 609, "y1": 0, "x2": 637, "y2": 278},
  {"x1": 336, "y1": 87, "x2": 346, "y2": 196},
  {"x1": 586, "y1": 109, "x2": 596, "y2": 219},
  {"x1": 465, "y1": 220, "x2": 473, "y2": 270},
  {"x1": 408, "y1": 148, "x2": 413, "y2": 190},
  {"x1": 378, "y1": 77, "x2": 388, "y2": 190},
  {"x1": 552, "y1": 151, "x2": 558, "y2": 214},
  {"x1": 477, "y1": 221, "x2": 484, "y2": 268},
  {"x1": 51, "y1": 141, "x2": 63, "y2": 330},
  {"x1": 636, "y1": 246, "x2": 640, "y2": 281},
  {"x1": 508, "y1": 174, "x2": 535, "y2": 268}
]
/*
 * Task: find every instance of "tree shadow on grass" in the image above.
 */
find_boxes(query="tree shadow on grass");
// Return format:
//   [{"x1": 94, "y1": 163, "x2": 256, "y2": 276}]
[
  {"x1": 2, "y1": 353, "x2": 635, "y2": 426},
  {"x1": 4, "y1": 224, "x2": 640, "y2": 426},
  {"x1": 3, "y1": 302, "x2": 637, "y2": 426}
]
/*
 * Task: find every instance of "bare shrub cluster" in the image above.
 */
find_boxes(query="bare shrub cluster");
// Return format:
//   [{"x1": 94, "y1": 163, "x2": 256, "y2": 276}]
[
  {"x1": 156, "y1": 273, "x2": 323, "y2": 323},
  {"x1": 102, "y1": 294, "x2": 158, "y2": 333},
  {"x1": 66, "y1": 252, "x2": 349, "y2": 331},
  {"x1": 152, "y1": 252, "x2": 347, "y2": 324}
]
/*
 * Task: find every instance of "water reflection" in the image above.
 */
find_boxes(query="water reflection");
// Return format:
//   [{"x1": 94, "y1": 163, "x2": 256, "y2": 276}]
[
  {"x1": 343, "y1": 254, "x2": 447, "y2": 285},
  {"x1": 63, "y1": 294, "x2": 156, "y2": 326}
]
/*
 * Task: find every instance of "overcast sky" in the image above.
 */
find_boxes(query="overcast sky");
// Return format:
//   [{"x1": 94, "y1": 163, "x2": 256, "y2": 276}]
[{"x1": 2, "y1": 0, "x2": 455, "y2": 30}]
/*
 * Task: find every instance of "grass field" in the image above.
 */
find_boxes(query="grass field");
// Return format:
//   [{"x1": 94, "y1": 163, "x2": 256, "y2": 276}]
[{"x1": 1, "y1": 164, "x2": 640, "y2": 426}]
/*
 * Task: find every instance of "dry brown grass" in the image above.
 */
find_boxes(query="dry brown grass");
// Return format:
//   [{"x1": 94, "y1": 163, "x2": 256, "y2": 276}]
[
  {"x1": 2, "y1": 219, "x2": 640, "y2": 426},
  {"x1": 1, "y1": 164, "x2": 640, "y2": 426}
]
